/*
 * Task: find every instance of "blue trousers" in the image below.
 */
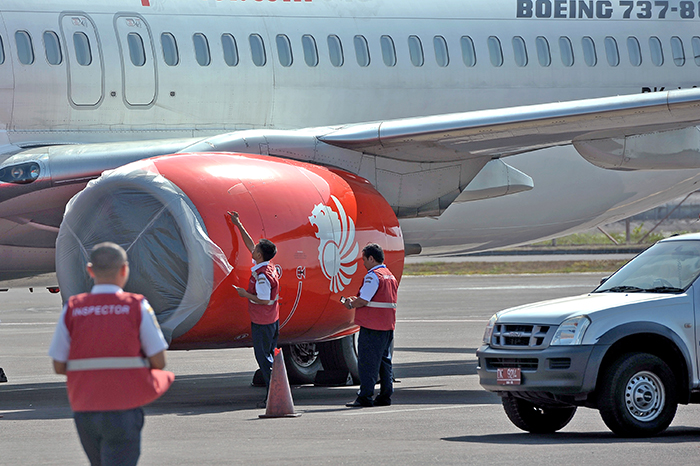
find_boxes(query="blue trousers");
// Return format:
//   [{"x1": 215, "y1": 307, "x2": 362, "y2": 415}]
[
  {"x1": 251, "y1": 320, "x2": 279, "y2": 389},
  {"x1": 73, "y1": 407, "x2": 144, "y2": 466},
  {"x1": 357, "y1": 327, "x2": 394, "y2": 403}
]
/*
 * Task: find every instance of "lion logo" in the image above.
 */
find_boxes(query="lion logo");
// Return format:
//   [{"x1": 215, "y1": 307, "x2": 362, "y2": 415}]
[{"x1": 309, "y1": 195, "x2": 359, "y2": 293}]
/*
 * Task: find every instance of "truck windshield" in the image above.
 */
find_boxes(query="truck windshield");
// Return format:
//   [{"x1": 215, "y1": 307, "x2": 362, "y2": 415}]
[{"x1": 595, "y1": 240, "x2": 700, "y2": 293}]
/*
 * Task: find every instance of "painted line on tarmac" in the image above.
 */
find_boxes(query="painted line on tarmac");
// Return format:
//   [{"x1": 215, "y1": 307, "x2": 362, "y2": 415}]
[
  {"x1": 449, "y1": 285, "x2": 592, "y2": 290},
  {"x1": 397, "y1": 319, "x2": 485, "y2": 323},
  {"x1": 342, "y1": 404, "x2": 495, "y2": 416},
  {"x1": 0, "y1": 322, "x2": 56, "y2": 326}
]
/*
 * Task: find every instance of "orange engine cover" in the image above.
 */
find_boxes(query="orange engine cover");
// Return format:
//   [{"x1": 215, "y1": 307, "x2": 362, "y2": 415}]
[{"x1": 55, "y1": 153, "x2": 404, "y2": 350}]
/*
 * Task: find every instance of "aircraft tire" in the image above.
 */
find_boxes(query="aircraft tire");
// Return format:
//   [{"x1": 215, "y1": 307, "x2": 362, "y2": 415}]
[
  {"x1": 318, "y1": 334, "x2": 360, "y2": 384},
  {"x1": 281, "y1": 343, "x2": 323, "y2": 385}
]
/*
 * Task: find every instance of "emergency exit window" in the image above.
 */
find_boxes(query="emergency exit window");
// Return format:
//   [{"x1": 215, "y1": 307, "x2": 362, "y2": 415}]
[
  {"x1": 73, "y1": 32, "x2": 92, "y2": 66},
  {"x1": 15, "y1": 31, "x2": 34, "y2": 65},
  {"x1": 127, "y1": 33, "x2": 146, "y2": 67}
]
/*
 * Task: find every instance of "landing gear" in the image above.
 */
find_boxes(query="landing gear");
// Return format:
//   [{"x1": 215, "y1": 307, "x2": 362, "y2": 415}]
[
  {"x1": 281, "y1": 343, "x2": 322, "y2": 385},
  {"x1": 317, "y1": 333, "x2": 360, "y2": 384}
]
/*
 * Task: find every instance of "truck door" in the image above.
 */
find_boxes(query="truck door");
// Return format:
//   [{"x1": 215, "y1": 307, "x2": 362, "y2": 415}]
[
  {"x1": 114, "y1": 14, "x2": 156, "y2": 107},
  {"x1": 60, "y1": 13, "x2": 104, "y2": 107}
]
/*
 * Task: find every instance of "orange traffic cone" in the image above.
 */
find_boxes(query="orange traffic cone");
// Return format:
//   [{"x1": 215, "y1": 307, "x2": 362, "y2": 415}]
[{"x1": 259, "y1": 348, "x2": 301, "y2": 418}]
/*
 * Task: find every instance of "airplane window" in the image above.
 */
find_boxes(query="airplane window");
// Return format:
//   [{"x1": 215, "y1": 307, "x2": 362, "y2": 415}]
[
  {"x1": 487, "y1": 36, "x2": 503, "y2": 67},
  {"x1": 559, "y1": 36, "x2": 574, "y2": 67},
  {"x1": 0, "y1": 36, "x2": 4, "y2": 64},
  {"x1": 380, "y1": 35, "x2": 396, "y2": 67},
  {"x1": 671, "y1": 36, "x2": 685, "y2": 66},
  {"x1": 127, "y1": 32, "x2": 146, "y2": 67},
  {"x1": 604, "y1": 36, "x2": 619, "y2": 67},
  {"x1": 327, "y1": 35, "x2": 343, "y2": 67},
  {"x1": 460, "y1": 36, "x2": 476, "y2": 67},
  {"x1": 536, "y1": 36, "x2": 551, "y2": 67},
  {"x1": 73, "y1": 32, "x2": 92, "y2": 66},
  {"x1": 408, "y1": 35, "x2": 424, "y2": 67},
  {"x1": 649, "y1": 36, "x2": 663, "y2": 66},
  {"x1": 276, "y1": 34, "x2": 293, "y2": 67},
  {"x1": 15, "y1": 31, "x2": 34, "y2": 65},
  {"x1": 302, "y1": 35, "x2": 318, "y2": 67},
  {"x1": 161, "y1": 33, "x2": 179, "y2": 66},
  {"x1": 693, "y1": 37, "x2": 700, "y2": 66},
  {"x1": 581, "y1": 36, "x2": 596, "y2": 67},
  {"x1": 512, "y1": 36, "x2": 527, "y2": 67},
  {"x1": 221, "y1": 34, "x2": 238, "y2": 66},
  {"x1": 434, "y1": 35, "x2": 449, "y2": 67},
  {"x1": 354, "y1": 35, "x2": 370, "y2": 67},
  {"x1": 627, "y1": 36, "x2": 642, "y2": 67},
  {"x1": 43, "y1": 31, "x2": 62, "y2": 66},
  {"x1": 193, "y1": 33, "x2": 211, "y2": 66},
  {"x1": 249, "y1": 34, "x2": 266, "y2": 67}
]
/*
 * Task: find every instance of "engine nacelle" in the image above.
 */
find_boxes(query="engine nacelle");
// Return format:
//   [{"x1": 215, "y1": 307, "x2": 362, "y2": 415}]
[{"x1": 55, "y1": 153, "x2": 404, "y2": 349}]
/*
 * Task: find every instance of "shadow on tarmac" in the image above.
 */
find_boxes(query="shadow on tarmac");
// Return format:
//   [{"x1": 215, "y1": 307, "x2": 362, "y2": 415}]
[{"x1": 443, "y1": 426, "x2": 700, "y2": 444}]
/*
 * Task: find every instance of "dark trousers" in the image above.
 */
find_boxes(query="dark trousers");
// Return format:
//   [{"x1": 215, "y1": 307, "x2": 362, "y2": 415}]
[
  {"x1": 251, "y1": 320, "x2": 279, "y2": 390},
  {"x1": 357, "y1": 327, "x2": 394, "y2": 403},
  {"x1": 73, "y1": 407, "x2": 144, "y2": 466}
]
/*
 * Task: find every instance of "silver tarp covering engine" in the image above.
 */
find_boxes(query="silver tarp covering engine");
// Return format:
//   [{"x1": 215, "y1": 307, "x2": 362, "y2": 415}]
[{"x1": 55, "y1": 162, "x2": 232, "y2": 342}]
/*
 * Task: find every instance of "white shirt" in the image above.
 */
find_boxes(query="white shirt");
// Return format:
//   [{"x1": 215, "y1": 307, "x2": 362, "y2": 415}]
[
  {"x1": 251, "y1": 261, "x2": 272, "y2": 301},
  {"x1": 358, "y1": 265, "x2": 386, "y2": 302},
  {"x1": 48, "y1": 284, "x2": 169, "y2": 363}
]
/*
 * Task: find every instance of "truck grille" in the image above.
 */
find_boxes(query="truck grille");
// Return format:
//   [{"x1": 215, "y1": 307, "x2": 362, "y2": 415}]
[
  {"x1": 486, "y1": 358, "x2": 538, "y2": 370},
  {"x1": 490, "y1": 324, "x2": 550, "y2": 349}
]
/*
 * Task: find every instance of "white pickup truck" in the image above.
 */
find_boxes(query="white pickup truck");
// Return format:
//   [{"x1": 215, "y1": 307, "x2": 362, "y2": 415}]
[{"x1": 476, "y1": 233, "x2": 700, "y2": 437}]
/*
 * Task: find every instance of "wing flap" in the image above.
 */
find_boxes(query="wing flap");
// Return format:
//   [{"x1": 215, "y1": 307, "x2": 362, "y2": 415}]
[{"x1": 318, "y1": 89, "x2": 700, "y2": 162}]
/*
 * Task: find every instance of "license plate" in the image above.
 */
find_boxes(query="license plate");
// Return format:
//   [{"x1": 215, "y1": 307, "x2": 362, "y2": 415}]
[{"x1": 497, "y1": 368, "x2": 521, "y2": 385}]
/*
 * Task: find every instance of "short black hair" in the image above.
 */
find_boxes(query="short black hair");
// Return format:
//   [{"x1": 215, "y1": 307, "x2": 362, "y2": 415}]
[
  {"x1": 89, "y1": 242, "x2": 128, "y2": 274},
  {"x1": 258, "y1": 239, "x2": 277, "y2": 261},
  {"x1": 362, "y1": 243, "x2": 384, "y2": 263}
]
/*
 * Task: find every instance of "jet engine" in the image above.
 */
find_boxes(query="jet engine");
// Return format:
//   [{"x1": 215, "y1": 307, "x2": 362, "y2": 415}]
[{"x1": 55, "y1": 153, "x2": 404, "y2": 356}]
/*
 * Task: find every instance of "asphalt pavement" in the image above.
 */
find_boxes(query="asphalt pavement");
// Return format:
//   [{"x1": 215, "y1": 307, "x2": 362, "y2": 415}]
[{"x1": 2, "y1": 274, "x2": 700, "y2": 465}]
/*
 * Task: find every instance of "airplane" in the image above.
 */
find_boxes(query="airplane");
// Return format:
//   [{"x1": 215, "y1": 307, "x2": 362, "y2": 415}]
[{"x1": 2, "y1": 0, "x2": 700, "y2": 382}]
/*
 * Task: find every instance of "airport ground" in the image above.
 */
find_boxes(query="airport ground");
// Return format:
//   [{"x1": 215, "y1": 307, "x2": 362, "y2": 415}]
[{"x1": 3, "y1": 272, "x2": 700, "y2": 465}]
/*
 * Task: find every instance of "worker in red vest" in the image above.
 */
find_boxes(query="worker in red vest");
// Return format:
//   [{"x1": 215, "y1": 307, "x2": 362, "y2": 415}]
[
  {"x1": 228, "y1": 211, "x2": 280, "y2": 409},
  {"x1": 342, "y1": 243, "x2": 398, "y2": 408},
  {"x1": 49, "y1": 242, "x2": 173, "y2": 466}
]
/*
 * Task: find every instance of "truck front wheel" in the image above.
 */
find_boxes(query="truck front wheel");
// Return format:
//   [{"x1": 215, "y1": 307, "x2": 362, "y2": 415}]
[
  {"x1": 598, "y1": 352, "x2": 678, "y2": 437},
  {"x1": 502, "y1": 395, "x2": 577, "y2": 433}
]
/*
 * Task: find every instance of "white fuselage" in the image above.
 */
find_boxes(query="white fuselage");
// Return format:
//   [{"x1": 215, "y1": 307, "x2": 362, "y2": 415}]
[{"x1": 1, "y1": 0, "x2": 699, "y2": 253}]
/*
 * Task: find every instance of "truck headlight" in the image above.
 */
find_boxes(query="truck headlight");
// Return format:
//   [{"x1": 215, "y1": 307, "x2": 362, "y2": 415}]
[
  {"x1": 550, "y1": 315, "x2": 591, "y2": 345},
  {"x1": 482, "y1": 314, "x2": 497, "y2": 345}
]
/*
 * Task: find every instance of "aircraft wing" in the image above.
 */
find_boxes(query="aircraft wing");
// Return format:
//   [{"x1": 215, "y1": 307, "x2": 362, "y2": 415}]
[{"x1": 318, "y1": 88, "x2": 700, "y2": 167}]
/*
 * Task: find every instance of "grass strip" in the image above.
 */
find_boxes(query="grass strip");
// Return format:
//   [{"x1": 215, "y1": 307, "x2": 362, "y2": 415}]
[{"x1": 403, "y1": 259, "x2": 629, "y2": 275}]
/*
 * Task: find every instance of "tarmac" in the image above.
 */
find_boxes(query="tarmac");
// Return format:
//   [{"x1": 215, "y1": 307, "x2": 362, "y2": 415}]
[{"x1": 2, "y1": 272, "x2": 700, "y2": 465}]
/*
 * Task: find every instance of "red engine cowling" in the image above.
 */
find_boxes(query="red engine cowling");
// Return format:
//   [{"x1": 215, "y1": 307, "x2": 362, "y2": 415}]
[{"x1": 55, "y1": 153, "x2": 404, "y2": 350}]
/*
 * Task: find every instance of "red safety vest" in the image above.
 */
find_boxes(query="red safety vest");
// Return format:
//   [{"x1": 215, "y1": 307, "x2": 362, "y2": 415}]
[
  {"x1": 247, "y1": 262, "x2": 280, "y2": 325},
  {"x1": 64, "y1": 292, "x2": 174, "y2": 412},
  {"x1": 354, "y1": 266, "x2": 398, "y2": 331}
]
